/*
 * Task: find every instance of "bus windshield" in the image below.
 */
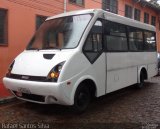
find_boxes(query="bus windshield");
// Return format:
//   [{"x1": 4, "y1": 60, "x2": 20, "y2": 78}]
[{"x1": 27, "y1": 14, "x2": 92, "y2": 50}]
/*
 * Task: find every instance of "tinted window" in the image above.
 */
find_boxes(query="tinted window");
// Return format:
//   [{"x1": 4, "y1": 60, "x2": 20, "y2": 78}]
[
  {"x1": 83, "y1": 20, "x2": 103, "y2": 63},
  {"x1": 128, "y1": 27, "x2": 143, "y2": 51},
  {"x1": 144, "y1": 31, "x2": 156, "y2": 51},
  {"x1": 104, "y1": 21, "x2": 128, "y2": 51}
]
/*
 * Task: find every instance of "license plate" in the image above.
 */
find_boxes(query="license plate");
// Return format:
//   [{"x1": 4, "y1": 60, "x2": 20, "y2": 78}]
[{"x1": 18, "y1": 87, "x2": 31, "y2": 94}]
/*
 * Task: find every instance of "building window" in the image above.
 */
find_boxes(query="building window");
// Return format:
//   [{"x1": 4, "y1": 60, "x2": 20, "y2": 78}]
[
  {"x1": 125, "y1": 5, "x2": 133, "y2": 18},
  {"x1": 69, "y1": 0, "x2": 84, "y2": 6},
  {"x1": 102, "y1": 0, "x2": 118, "y2": 14},
  {"x1": 36, "y1": 15, "x2": 47, "y2": 30},
  {"x1": 144, "y1": 12, "x2": 149, "y2": 24},
  {"x1": 151, "y1": 16, "x2": 156, "y2": 26},
  {"x1": 134, "y1": 8, "x2": 140, "y2": 21},
  {"x1": 0, "y1": 9, "x2": 8, "y2": 45}
]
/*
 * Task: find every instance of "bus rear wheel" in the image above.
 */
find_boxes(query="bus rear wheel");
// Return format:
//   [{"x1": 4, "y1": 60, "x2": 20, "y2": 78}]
[
  {"x1": 136, "y1": 72, "x2": 145, "y2": 89},
  {"x1": 73, "y1": 84, "x2": 91, "y2": 113}
]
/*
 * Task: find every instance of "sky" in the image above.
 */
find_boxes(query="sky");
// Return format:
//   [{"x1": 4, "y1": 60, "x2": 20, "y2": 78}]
[{"x1": 146, "y1": 0, "x2": 160, "y2": 5}]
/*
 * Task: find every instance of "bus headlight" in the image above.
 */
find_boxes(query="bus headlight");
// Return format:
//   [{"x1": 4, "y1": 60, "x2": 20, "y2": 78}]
[
  {"x1": 47, "y1": 61, "x2": 65, "y2": 82},
  {"x1": 6, "y1": 60, "x2": 15, "y2": 77}
]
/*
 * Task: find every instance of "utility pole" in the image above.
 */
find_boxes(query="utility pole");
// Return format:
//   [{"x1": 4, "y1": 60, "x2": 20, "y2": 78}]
[{"x1": 64, "y1": 0, "x2": 67, "y2": 13}]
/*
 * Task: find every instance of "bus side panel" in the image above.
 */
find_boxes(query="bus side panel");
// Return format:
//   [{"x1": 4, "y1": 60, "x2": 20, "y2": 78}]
[
  {"x1": 146, "y1": 52, "x2": 158, "y2": 78},
  {"x1": 106, "y1": 52, "x2": 157, "y2": 93},
  {"x1": 107, "y1": 68, "x2": 137, "y2": 93},
  {"x1": 106, "y1": 53, "x2": 137, "y2": 93},
  {"x1": 147, "y1": 63, "x2": 157, "y2": 78},
  {"x1": 89, "y1": 53, "x2": 106, "y2": 97}
]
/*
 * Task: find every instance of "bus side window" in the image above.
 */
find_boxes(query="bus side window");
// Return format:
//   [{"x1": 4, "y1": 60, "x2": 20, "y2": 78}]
[
  {"x1": 128, "y1": 27, "x2": 143, "y2": 51},
  {"x1": 83, "y1": 20, "x2": 103, "y2": 63},
  {"x1": 104, "y1": 21, "x2": 128, "y2": 51},
  {"x1": 144, "y1": 31, "x2": 156, "y2": 51}
]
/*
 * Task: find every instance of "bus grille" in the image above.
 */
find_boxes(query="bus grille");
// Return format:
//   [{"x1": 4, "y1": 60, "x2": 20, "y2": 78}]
[
  {"x1": 13, "y1": 91, "x2": 45, "y2": 102},
  {"x1": 9, "y1": 74, "x2": 47, "y2": 82}
]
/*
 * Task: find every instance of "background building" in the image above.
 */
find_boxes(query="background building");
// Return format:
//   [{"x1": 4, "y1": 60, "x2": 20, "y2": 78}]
[{"x1": 0, "y1": 0, "x2": 160, "y2": 96}]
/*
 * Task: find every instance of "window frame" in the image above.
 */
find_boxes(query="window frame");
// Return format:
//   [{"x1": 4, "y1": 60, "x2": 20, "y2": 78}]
[
  {"x1": 125, "y1": 5, "x2": 133, "y2": 19},
  {"x1": 0, "y1": 8, "x2": 8, "y2": 46},
  {"x1": 144, "y1": 12, "x2": 149, "y2": 24},
  {"x1": 127, "y1": 26, "x2": 144, "y2": 52},
  {"x1": 28, "y1": 14, "x2": 93, "y2": 50},
  {"x1": 151, "y1": 16, "x2": 156, "y2": 26},
  {"x1": 134, "y1": 8, "x2": 141, "y2": 21},
  {"x1": 143, "y1": 30, "x2": 157, "y2": 52},
  {"x1": 103, "y1": 0, "x2": 118, "y2": 14},
  {"x1": 104, "y1": 20, "x2": 129, "y2": 52},
  {"x1": 82, "y1": 17, "x2": 156, "y2": 64},
  {"x1": 83, "y1": 19, "x2": 104, "y2": 64},
  {"x1": 103, "y1": 20, "x2": 156, "y2": 53},
  {"x1": 69, "y1": 0, "x2": 85, "y2": 7}
]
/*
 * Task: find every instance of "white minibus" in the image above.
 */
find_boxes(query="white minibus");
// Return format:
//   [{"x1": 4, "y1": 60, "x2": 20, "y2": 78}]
[{"x1": 3, "y1": 9, "x2": 158, "y2": 112}]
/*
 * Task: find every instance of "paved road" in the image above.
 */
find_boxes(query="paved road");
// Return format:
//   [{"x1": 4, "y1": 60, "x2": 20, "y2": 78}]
[{"x1": 0, "y1": 76, "x2": 160, "y2": 129}]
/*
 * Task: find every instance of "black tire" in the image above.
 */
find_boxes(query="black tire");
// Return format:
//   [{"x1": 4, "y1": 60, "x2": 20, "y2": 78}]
[
  {"x1": 136, "y1": 72, "x2": 145, "y2": 89},
  {"x1": 72, "y1": 84, "x2": 91, "y2": 113}
]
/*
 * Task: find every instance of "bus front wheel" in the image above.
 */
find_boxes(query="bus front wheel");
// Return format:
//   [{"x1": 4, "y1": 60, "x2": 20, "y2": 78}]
[{"x1": 73, "y1": 84, "x2": 91, "y2": 113}]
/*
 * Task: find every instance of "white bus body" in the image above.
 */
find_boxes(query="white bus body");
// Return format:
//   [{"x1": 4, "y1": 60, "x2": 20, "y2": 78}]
[{"x1": 3, "y1": 9, "x2": 157, "y2": 112}]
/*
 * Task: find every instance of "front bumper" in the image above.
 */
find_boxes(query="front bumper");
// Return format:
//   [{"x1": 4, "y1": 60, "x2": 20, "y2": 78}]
[{"x1": 3, "y1": 77, "x2": 72, "y2": 105}]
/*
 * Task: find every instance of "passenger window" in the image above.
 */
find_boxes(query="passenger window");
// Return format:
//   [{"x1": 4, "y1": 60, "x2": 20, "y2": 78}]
[
  {"x1": 104, "y1": 21, "x2": 128, "y2": 51},
  {"x1": 144, "y1": 31, "x2": 156, "y2": 51},
  {"x1": 83, "y1": 20, "x2": 103, "y2": 63},
  {"x1": 128, "y1": 27, "x2": 143, "y2": 51}
]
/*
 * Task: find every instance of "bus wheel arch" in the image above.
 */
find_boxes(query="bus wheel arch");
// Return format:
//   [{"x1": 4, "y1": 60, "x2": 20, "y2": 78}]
[
  {"x1": 140, "y1": 68, "x2": 148, "y2": 80},
  {"x1": 72, "y1": 79, "x2": 97, "y2": 113},
  {"x1": 80, "y1": 79, "x2": 97, "y2": 99},
  {"x1": 137, "y1": 67, "x2": 148, "y2": 88}
]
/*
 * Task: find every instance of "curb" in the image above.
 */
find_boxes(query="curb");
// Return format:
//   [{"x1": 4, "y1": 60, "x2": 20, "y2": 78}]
[{"x1": 0, "y1": 96, "x2": 17, "y2": 104}]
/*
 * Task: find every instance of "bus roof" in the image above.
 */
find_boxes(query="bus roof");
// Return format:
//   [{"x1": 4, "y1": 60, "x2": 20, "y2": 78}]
[
  {"x1": 46, "y1": 9, "x2": 96, "y2": 20},
  {"x1": 46, "y1": 9, "x2": 155, "y2": 32}
]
